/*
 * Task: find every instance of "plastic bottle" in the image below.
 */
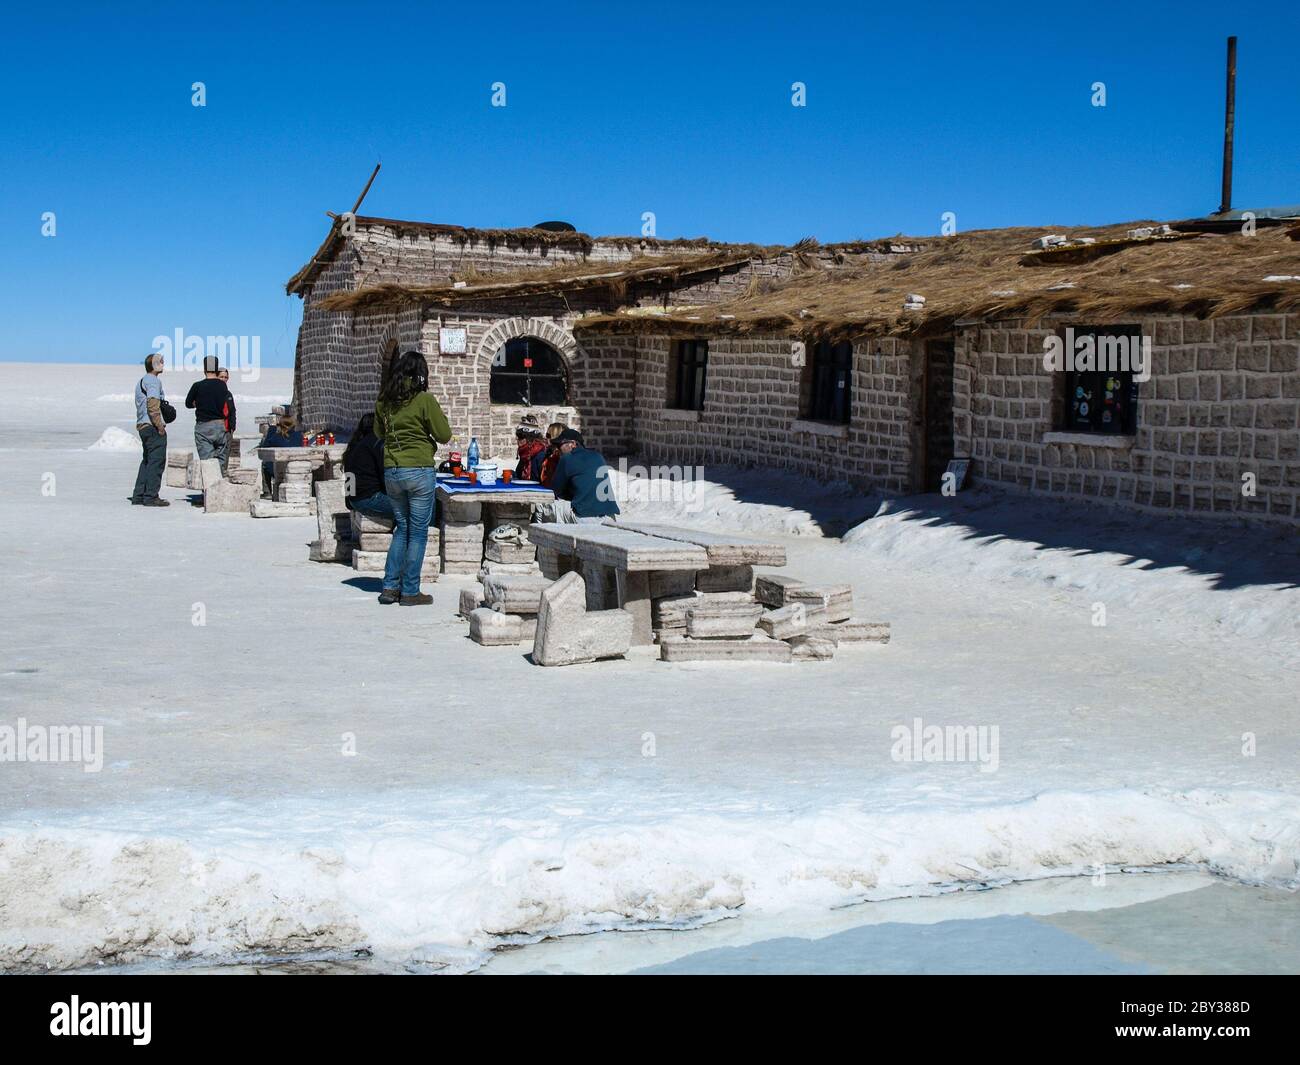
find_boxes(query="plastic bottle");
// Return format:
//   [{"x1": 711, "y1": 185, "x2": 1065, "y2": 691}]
[{"x1": 467, "y1": 436, "x2": 480, "y2": 472}]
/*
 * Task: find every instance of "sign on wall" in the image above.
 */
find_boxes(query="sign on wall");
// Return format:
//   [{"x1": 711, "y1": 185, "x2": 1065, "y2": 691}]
[{"x1": 439, "y1": 327, "x2": 468, "y2": 355}]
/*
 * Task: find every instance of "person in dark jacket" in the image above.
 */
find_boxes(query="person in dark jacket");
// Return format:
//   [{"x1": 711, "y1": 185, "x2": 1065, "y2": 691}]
[
  {"x1": 513, "y1": 415, "x2": 547, "y2": 481},
  {"x1": 342, "y1": 413, "x2": 394, "y2": 520},
  {"x1": 548, "y1": 429, "x2": 620, "y2": 522},
  {"x1": 185, "y1": 355, "x2": 235, "y2": 474},
  {"x1": 261, "y1": 414, "x2": 303, "y2": 497}
]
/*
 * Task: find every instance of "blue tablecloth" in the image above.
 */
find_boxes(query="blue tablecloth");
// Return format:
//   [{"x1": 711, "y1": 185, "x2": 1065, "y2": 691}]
[{"x1": 437, "y1": 478, "x2": 552, "y2": 496}]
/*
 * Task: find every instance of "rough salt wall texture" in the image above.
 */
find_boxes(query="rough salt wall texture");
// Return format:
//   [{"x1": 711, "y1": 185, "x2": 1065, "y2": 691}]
[
  {"x1": 953, "y1": 314, "x2": 1300, "y2": 523},
  {"x1": 611, "y1": 334, "x2": 915, "y2": 493}
]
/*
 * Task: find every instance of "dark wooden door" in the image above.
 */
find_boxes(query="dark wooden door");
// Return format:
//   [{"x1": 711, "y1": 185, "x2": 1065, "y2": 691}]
[{"x1": 923, "y1": 339, "x2": 955, "y2": 492}]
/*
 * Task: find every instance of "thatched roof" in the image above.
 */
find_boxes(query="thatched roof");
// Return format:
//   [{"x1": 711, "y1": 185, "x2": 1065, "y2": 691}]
[
  {"x1": 573, "y1": 221, "x2": 1300, "y2": 341},
  {"x1": 316, "y1": 252, "x2": 761, "y2": 313},
  {"x1": 285, "y1": 214, "x2": 769, "y2": 295}
]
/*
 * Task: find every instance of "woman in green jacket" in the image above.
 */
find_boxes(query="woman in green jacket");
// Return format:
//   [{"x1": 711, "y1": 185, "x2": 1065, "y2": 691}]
[{"x1": 374, "y1": 351, "x2": 452, "y2": 605}]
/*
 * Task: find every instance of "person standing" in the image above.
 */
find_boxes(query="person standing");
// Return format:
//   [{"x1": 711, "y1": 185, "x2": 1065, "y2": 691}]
[
  {"x1": 549, "y1": 429, "x2": 620, "y2": 524},
  {"x1": 130, "y1": 353, "x2": 170, "y2": 507},
  {"x1": 374, "y1": 350, "x2": 451, "y2": 606},
  {"x1": 217, "y1": 366, "x2": 236, "y2": 459},
  {"x1": 185, "y1": 355, "x2": 235, "y2": 474}
]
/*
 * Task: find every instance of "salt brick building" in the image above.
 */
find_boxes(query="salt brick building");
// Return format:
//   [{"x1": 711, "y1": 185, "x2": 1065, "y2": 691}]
[{"x1": 287, "y1": 214, "x2": 1300, "y2": 526}]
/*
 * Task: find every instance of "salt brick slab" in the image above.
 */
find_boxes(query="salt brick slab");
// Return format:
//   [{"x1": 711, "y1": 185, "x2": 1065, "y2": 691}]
[
  {"x1": 483, "y1": 575, "x2": 553, "y2": 614},
  {"x1": 444, "y1": 498, "x2": 482, "y2": 522},
  {"x1": 459, "y1": 587, "x2": 485, "y2": 618},
  {"x1": 532, "y1": 573, "x2": 633, "y2": 667},
  {"x1": 485, "y1": 540, "x2": 537, "y2": 564},
  {"x1": 441, "y1": 561, "x2": 481, "y2": 576},
  {"x1": 685, "y1": 603, "x2": 764, "y2": 639},
  {"x1": 250, "y1": 499, "x2": 315, "y2": 518},
  {"x1": 352, "y1": 550, "x2": 439, "y2": 579},
  {"x1": 789, "y1": 635, "x2": 837, "y2": 661},
  {"x1": 469, "y1": 608, "x2": 523, "y2": 646},
  {"x1": 649, "y1": 570, "x2": 697, "y2": 599},
  {"x1": 351, "y1": 511, "x2": 395, "y2": 535},
  {"x1": 758, "y1": 601, "x2": 829, "y2": 639},
  {"x1": 357, "y1": 532, "x2": 394, "y2": 552},
  {"x1": 615, "y1": 522, "x2": 787, "y2": 567},
  {"x1": 755, "y1": 574, "x2": 806, "y2": 608},
  {"x1": 658, "y1": 635, "x2": 793, "y2": 663},
  {"x1": 810, "y1": 620, "x2": 891, "y2": 643},
  {"x1": 694, "y1": 564, "x2": 754, "y2": 594},
  {"x1": 786, "y1": 584, "x2": 853, "y2": 623}
]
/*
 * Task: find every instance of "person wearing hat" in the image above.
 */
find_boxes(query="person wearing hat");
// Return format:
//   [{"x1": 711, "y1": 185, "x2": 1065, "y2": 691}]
[
  {"x1": 548, "y1": 429, "x2": 620, "y2": 524},
  {"x1": 513, "y1": 414, "x2": 547, "y2": 481},
  {"x1": 185, "y1": 355, "x2": 236, "y2": 474},
  {"x1": 130, "y1": 353, "x2": 171, "y2": 506}
]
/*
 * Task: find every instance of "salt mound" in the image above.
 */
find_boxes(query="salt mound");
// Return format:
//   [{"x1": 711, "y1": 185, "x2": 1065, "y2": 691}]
[{"x1": 87, "y1": 426, "x2": 139, "y2": 451}]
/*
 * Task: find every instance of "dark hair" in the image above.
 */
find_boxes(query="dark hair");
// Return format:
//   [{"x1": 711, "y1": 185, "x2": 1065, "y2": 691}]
[
  {"x1": 343, "y1": 413, "x2": 375, "y2": 471},
  {"x1": 377, "y1": 350, "x2": 429, "y2": 411}
]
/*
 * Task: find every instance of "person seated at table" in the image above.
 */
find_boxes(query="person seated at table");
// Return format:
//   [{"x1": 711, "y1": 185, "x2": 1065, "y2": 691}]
[
  {"x1": 549, "y1": 429, "x2": 620, "y2": 524},
  {"x1": 342, "y1": 413, "x2": 393, "y2": 520},
  {"x1": 533, "y1": 421, "x2": 567, "y2": 486},
  {"x1": 261, "y1": 414, "x2": 303, "y2": 497},
  {"x1": 514, "y1": 414, "x2": 547, "y2": 481}
]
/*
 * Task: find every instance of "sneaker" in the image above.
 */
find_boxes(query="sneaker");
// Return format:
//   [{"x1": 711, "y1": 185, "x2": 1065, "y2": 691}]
[
  {"x1": 129, "y1": 498, "x2": 143, "y2": 505},
  {"x1": 142, "y1": 498, "x2": 171, "y2": 507},
  {"x1": 399, "y1": 593, "x2": 434, "y2": 606},
  {"x1": 378, "y1": 588, "x2": 401, "y2": 605}
]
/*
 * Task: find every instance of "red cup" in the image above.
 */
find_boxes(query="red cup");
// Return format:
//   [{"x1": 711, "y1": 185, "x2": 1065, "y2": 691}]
[
  {"x1": 452, "y1": 465, "x2": 462, "y2": 477},
  {"x1": 501, "y1": 469, "x2": 513, "y2": 483},
  {"x1": 468, "y1": 470, "x2": 478, "y2": 484}
]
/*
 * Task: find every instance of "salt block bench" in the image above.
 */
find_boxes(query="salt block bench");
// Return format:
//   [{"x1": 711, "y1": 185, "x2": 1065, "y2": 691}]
[{"x1": 613, "y1": 522, "x2": 787, "y2": 567}]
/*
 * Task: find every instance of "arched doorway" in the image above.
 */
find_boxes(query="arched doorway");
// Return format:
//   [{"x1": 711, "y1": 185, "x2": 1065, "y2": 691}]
[{"x1": 489, "y1": 337, "x2": 569, "y2": 406}]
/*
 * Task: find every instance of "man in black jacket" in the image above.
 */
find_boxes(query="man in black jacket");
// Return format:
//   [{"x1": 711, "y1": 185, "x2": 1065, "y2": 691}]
[{"x1": 186, "y1": 355, "x2": 235, "y2": 474}]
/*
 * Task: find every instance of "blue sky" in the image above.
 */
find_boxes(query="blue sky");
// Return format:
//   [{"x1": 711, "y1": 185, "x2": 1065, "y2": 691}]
[{"x1": 2, "y1": 0, "x2": 1296, "y2": 366}]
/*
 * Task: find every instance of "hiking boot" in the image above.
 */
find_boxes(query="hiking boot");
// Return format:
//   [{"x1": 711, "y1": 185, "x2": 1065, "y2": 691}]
[
  {"x1": 399, "y1": 593, "x2": 434, "y2": 606},
  {"x1": 378, "y1": 588, "x2": 401, "y2": 605},
  {"x1": 142, "y1": 498, "x2": 171, "y2": 507}
]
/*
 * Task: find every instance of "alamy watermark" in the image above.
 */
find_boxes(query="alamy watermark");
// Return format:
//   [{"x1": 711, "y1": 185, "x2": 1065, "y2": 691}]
[
  {"x1": 890, "y1": 716, "x2": 1000, "y2": 773},
  {"x1": 1043, "y1": 328, "x2": 1150, "y2": 383},
  {"x1": 0, "y1": 718, "x2": 103, "y2": 772},
  {"x1": 151, "y1": 328, "x2": 262, "y2": 381},
  {"x1": 598, "y1": 459, "x2": 707, "y2": 510}
]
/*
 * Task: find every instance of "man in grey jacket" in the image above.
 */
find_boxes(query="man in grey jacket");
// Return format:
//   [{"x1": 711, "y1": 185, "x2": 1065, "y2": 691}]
[{"x1": 130, "y1": 353, "x2": 170, "y2": 506}]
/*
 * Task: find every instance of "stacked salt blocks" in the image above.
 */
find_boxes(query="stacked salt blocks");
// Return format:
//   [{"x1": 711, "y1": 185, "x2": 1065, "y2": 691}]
[
  {"x1": 439, "y1": 497, "x2": 485, "y2": 576},
  {"x1": 277, "y1": 457, "x2": 314, "y2": 506},
  {"x1": 656, "y1": 568, "x2": 888, "y2": 664},
  {"x1": 466, "y1": 574, "x2": 553, "y2": 647},
  {"x1": 351, "y1": 510, "x2": 441, "y2": 582}
]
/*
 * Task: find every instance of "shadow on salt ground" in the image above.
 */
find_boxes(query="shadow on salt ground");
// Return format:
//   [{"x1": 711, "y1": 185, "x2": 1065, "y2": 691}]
[
  {"x1": 858, "y1": 486, "x2": 1300, "y2": 592},
  {"x1": 679, "y1": 463, "x2": 1297, "y2": 592}
]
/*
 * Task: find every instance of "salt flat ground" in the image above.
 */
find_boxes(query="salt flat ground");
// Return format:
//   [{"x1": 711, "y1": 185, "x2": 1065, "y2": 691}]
[{"x1": 0, "y1": 363, "x2": 1297, "y2": 973}]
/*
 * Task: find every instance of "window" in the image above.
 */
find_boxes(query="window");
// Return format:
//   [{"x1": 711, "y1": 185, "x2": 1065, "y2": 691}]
[
  {"x1": 1060, "y1": 325, "x2": 1140, "y2": 435},
  {"x1": 803, "y1": 340, "x2": 853, "y2": 424},
  {"x1": 668, "y1": 339, "x2": 708, "y2": 410},
  {"x1": 490, "y1": 337, "x2": 568, "y2": 406}
]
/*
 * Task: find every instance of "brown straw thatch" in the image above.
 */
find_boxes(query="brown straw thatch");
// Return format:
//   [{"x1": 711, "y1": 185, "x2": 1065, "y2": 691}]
[
  {"x1": 573, "y1": 221, "x2": 1300, "y2": 341},
  {"x1": 316, "y1": 251, "x2": 761, "y2": 313}
]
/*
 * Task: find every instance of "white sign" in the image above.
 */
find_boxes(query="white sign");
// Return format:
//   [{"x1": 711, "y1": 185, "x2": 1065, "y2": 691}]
[{"x1": 439, "y1": 327, "x2": 468, "y2": 355}]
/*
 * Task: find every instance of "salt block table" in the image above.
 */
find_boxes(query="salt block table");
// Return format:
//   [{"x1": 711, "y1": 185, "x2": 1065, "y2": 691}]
[
  {"x1": 256, "y1": 445, "x2": 347, "y2": 498},
  {"x1": 528, "y1": 521, "x2": 788, "y2": 645},
  {"x1": 434, "y1": 479, "x2": 555, "y2": 506}
]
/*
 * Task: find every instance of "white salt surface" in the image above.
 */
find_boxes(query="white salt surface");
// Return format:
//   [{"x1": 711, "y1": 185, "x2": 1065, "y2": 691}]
[{"x1": 0, "y1": 363, "x2": 1296, "y2": 973}]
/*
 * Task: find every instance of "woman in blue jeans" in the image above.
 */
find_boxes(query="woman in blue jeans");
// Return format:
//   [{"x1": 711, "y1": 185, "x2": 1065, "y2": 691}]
[{"x1": 373, "y1": 351, "x2": 452, "y2": 605}]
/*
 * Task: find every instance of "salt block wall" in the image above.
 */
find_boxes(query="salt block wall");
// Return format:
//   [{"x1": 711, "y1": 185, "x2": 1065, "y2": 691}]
[
  {"x1": 953, "y1": 313, "x2": 1300, "y2": 523},
  {"x1": 595, "y1": 333, "x2": 916, "y2": 493}
]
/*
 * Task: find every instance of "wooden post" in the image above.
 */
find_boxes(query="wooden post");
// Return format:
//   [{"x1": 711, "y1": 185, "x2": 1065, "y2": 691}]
[
  {"x1": 350, "y1": 163, "x2": 382, "y2": 216},
  {"x1": 1219, "y1": 36, "x2": 1237, "y2": 215}
]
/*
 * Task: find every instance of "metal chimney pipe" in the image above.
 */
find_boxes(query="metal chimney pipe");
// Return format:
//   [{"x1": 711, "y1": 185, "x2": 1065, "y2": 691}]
[{"x1": 1219, "y1": 36, "x2": 1237, "y2": 215}]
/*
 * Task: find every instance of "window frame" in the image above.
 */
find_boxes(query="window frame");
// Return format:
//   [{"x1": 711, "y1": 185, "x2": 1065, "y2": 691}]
[
  {"x1": 489, "y1": 337, "x2": 569, "y2": 407},
  {"x1": 803, "y1": 339, "x2": 854, "y2": 425},
  {"x1": 668, "y1": 338, "x2": 709, "y2": 412},
  {"x1": 1058, "y1": 324, "x2": 1141, "y2": 436}
]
